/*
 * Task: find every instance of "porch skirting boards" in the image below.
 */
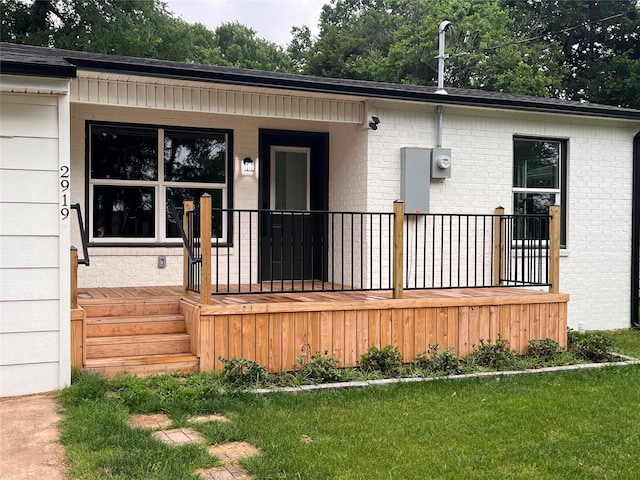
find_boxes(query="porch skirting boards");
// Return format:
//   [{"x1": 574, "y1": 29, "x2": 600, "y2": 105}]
[{"x1": 182, "y1": 288, "x2": 569, "y2": 373}]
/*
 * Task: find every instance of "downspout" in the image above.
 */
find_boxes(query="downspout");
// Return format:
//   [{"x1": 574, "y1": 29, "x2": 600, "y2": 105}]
[{"x1": 631, "y1": 131, "x2": 640, "y2": 328}]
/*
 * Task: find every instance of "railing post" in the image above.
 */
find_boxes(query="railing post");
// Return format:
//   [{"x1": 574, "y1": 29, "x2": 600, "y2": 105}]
[
  {"x1": 200, "y1": 194, "x2": 212, "y2": 305},
  {"x1": 549, "y1": 205, "x2": 561, "y2": 293},
  {"x1": 70, "y1": 247, "x2": 83, "y2": 369},
  {"x1": 70, "y1": 246, "x2": 78, "y2": 309},
  {"x1": 393, "y1": 200, "x2": 404, "y2": 299},
  {"x1": 183, "y1": 200, "x2": 194, "y2": 295},
  {"x1": 493, "y1": 207, "x2": 505, "y2": 286}
]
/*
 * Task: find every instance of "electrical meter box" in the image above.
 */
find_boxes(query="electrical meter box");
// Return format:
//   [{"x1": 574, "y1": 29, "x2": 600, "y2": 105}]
[
  {"x1": 401, "y1": 147, "x2": 430, "y2": 214},
  {"x1": 431, "y1": 147, "x2": 452, "y2": 178}
]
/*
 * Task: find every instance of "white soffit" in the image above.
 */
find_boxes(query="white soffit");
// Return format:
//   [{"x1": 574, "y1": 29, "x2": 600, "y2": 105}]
[{"x1": 71, "y1": 70, "x2": 365, "y2": 123}]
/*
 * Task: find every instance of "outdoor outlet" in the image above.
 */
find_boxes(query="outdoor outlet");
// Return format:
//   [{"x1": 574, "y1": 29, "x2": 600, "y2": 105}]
[
  {"x1": 578, "y1": 322, "x2": 586, "y2": 333},
  {"x1": 158, "y1": 255, "x2": 167, "y2": 269}
]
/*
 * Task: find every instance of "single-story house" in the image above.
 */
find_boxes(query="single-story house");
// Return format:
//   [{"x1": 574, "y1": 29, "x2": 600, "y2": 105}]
[{"x1": 1, "y1": 42, "x2": 639, "y2": 397}]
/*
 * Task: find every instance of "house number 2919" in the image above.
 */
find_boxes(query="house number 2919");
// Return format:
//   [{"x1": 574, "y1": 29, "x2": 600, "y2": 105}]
[{"x1": 60, "y1": 165, "x2": 70, "y2": 219}]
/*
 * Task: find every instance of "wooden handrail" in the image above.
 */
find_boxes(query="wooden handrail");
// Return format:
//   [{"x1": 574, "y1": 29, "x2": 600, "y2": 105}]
[{"x1": 393, "y1": 200, "x2": 404, "y2": 299}]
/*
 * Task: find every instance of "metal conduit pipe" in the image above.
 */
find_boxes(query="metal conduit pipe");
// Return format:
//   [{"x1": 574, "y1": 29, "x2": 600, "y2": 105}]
[
  {"x1": 436, "y1": 20, "x2": 452, "y2": 94},
  {"x1": 436, "y1": 105, "x2": 443, "y2": 148}
]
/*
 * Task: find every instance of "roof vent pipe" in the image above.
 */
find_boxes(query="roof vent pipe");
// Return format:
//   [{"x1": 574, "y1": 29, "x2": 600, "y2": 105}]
[{"x1": 436, "y1": 20, "x2": 452, "y2": 94}]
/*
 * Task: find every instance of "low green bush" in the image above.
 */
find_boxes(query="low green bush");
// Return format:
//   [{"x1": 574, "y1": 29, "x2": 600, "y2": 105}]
[
  {"x1": 526, "y1": 338, "x2": 562, "y2": 363},
  {"x1": 359, "y1": 345, "x2": 403, "y2": 376},
  {"x1": 469, "y1": 335, "x2": 518, "y2": 370},
  {"x1": 568, "y1": 331, "x2": 615, "y2": 362},
  {"x1": 414, "y1": 343, "x2": 462, "y2": 376},
  {"x1": 219, "y1": 357, "x2": 269, "y2": 388},
  {"x1": 295, "y1": 348, "x2": 343, "y2": 383}
]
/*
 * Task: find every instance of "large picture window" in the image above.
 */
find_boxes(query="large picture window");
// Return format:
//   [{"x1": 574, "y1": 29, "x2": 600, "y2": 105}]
[
  {"x1": 89, "y1": 123, "x2": 232, "y2": 243},
  {"x1": 513, "y1": 137, "x2": 567, "y2": 246}
]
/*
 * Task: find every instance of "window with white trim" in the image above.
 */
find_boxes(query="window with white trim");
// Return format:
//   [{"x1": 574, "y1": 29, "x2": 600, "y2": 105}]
[
  {"x1": 89, "y1": 123, "x2": 232, "y2": 243},
  {"x1": 513, "y1": 137, "x2": 567, "y2": 247}
]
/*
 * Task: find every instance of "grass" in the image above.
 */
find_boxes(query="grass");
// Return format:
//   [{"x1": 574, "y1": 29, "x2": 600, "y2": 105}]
[
  {"x1": 59, "y1": 330, "x2": 640, "y2": 480},
  {"x1": 607, "y1": 328, "x2": 640, "y2": 357}
]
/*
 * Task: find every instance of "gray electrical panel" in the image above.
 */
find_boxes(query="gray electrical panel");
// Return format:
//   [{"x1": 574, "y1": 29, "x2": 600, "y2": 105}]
[
  {"x1": 401, "y1": 147, "x2": 431, "y2": 214},
  {"x1": 431, "y1": 147, "x2": 452, "y2": 178}
]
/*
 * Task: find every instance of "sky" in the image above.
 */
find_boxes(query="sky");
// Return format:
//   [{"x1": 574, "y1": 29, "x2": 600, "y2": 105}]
[{"x1": 165, "y1": 0, "x2": 328, "y2": 46}]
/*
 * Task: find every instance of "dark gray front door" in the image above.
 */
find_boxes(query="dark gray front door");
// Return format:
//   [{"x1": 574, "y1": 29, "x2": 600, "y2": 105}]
[{"x1": 259, "y1": 130, "x2": 329, "y2": 282}]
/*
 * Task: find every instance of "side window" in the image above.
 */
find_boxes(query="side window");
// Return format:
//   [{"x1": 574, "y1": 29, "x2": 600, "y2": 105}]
[{"x1": 513, "y1": 137, "x2": 567, "y2": 247}]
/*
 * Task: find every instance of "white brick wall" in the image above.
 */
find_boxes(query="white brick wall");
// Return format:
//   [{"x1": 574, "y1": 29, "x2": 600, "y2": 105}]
[{"x1": 368, "y1": 103, "x2": 639, "y2": 330}]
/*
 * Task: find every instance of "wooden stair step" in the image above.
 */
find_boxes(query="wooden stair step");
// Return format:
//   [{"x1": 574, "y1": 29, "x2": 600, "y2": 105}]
[
  {"x1": 86, "y1": 333, "x2": 191, "y2": 359},
  {"x1": 84, "y1": 353, "x2": 199, "y2": 377},
  {"x1": 81, "y1": 300, "x2": 181, "y2": 318},
  {"x1": 86, "y1": 314, "x2": 186, "y2": 337}
]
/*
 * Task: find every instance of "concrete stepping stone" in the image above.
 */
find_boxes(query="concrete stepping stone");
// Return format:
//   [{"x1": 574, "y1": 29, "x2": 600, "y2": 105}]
[
  {"x1": 195, "y1": 441, "x2": 262, "y2": 479},
  {"x1": 152, "y1": 427, "x2": 205, "y2": 445},
  {"x1": 129, "y1": 413, "x2": 172, "y2": 430},
  {"x1": 196, "y1": 465, "x2": 252, "y2": 480},
  {"x1": 189, "y1": 414, "x2": 230, "y2": 424},
  {"x1": 207, "y1": 441, "x2": 262, "y2": 465}
]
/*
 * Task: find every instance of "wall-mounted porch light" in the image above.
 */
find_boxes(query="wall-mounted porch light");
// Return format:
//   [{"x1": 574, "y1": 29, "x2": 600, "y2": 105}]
[{"x1": 242, "y1": 157, "x2": 255, "y2": 175}]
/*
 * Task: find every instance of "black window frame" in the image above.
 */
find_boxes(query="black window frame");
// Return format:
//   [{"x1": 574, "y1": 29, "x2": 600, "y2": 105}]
[
  {"x1": 513, "y1": 136, "x2": 567, "y2": 248},
  {"x1": 85, "y1": 121, "x2": 234, "y2": 247}
]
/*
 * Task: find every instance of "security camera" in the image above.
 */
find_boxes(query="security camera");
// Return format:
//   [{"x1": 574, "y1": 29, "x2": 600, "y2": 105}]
[{"x1": 368, "y1": 116, "x2": 380, "y2": 130}]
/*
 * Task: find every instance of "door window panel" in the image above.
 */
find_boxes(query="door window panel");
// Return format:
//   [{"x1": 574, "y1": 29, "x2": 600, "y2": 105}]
[{"x1": 274, "y1": 150, "x2": 309, "y2": 210}]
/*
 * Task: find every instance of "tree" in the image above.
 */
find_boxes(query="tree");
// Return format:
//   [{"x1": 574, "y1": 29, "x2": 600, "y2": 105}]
[
  {"x1": 0, "y1": 0, "x2": 293, "y2": 72},
  {"x1": 212, "y1": 22, "x2": 293, "y2": 71},
  {"x1": 293, "y1": 0, "x2": 560, "y2": 95},
  {"x1": 504, "y1": 0, "x2": 640, "y2": 108}
]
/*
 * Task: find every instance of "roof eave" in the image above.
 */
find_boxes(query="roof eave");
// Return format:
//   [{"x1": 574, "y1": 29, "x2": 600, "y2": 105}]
[{"x1": 67, "y1": 56, "x2": 640, "y2": 121}]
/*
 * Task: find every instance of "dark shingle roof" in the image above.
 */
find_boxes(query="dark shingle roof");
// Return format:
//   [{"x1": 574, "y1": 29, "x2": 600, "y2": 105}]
[{"x1": 2, "y1": 42, "x2": 639, "y2": 120}]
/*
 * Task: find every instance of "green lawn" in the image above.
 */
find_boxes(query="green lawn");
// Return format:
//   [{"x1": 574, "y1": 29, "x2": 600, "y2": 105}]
[{"x1": 59, "y1": 330, "x2": 640, "y2": 480}]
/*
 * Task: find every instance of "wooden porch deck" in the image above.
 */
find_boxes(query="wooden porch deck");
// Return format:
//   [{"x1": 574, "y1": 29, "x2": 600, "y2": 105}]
[{"x1": 75, "y1": 285, "x2": 569, "y2": 375}]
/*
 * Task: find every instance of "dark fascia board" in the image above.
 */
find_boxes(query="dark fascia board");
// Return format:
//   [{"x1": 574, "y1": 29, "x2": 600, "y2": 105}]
[
  {"x1": 0, "y1": 59, "x2": 76, "y2": 78},
  {"x1": 67, "y1": 55, "x2": 640, "y2": 121}
]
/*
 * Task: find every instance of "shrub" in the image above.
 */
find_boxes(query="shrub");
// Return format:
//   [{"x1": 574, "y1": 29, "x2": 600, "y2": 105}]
[
  {"x1": 295, "y1": 348, "x2": 343, "y2": 383},
  {"x1": 568, "y1": 332, "x2": 615, "y2": 362},
  {"x1": 219, "y1": 357, "x2": 268, "y2": 388},
  {"x1": 359, "y1": 345, "x2": 403, "y2": 376},
  {"x1": 414, "y1": 343, "x2": 462, "y2": 375},
  {"x1": 526, "y1": 338, "x2": 562, "y2": 363},
  {"x1": 469, "y1": 335, "x2": 518, "y2": 370}
]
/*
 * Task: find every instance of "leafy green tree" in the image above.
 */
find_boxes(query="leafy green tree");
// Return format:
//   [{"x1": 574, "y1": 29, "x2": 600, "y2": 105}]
[
  {"x1": 0, "y1": 0, "x2": 292, "y2": 71},
  {"x1": 504, "y1": 0, "x2": 640, "y2": 108},
  {"x1": 212, "y1": 22, "x2": 293, "y2": 71}
]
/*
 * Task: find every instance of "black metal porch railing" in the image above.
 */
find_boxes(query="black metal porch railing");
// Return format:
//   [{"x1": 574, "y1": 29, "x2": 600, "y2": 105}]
[
  {"x1": 178, "y1": 201, "x2": 554, "y2": 296},
  {"x1": 403, "y1": 213, "x2": 551, "y2": 289},
  {"x1": 499, "y1": 214, "x2": 552, "y2": 287}
]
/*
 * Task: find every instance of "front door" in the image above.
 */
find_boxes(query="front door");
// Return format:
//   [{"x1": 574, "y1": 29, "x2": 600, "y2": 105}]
[{"x1": 259, "y1": 130, "x2": 329, "y2": 282}]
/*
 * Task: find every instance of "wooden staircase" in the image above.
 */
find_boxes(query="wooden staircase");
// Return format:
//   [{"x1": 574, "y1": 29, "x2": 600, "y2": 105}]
[{"x1": 81, "y1": 297, "x2": 199, "y2": 377}]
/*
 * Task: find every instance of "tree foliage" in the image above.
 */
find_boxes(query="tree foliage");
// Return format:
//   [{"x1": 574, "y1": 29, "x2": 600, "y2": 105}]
[
  {"x1": 292, "y1": 0, "x2": 639, "y2": 107},
  {"x1": 1, "y1": 0, "x2": 638, "y2": 108},
  {"x1": 0, "y1": 0, "x2": 293, "y2": 70}
]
